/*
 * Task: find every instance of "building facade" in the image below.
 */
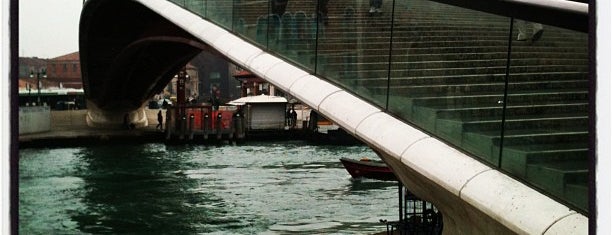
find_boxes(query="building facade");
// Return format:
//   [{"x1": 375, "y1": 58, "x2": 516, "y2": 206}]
[
  {"x1": 46, "y1": 52, "x2": 82, "y2": 89},
  {"x1": 18, "y1": 57, "x2": 47, "y2": 93}
]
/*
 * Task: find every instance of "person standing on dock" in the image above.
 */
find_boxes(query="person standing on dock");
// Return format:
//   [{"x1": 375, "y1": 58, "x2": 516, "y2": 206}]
[
  {"x1": 157, "y1": 110, "x2": 164, "y2": 131},
  {"x1": 291, "y1": 108, "x2": 298, "y2": 128},
  {"x1": 286, "y1": 108, "x2": 292, "y2": 127}
]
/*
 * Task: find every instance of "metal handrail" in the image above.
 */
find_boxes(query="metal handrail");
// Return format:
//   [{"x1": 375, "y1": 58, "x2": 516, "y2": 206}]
[{"x1": 427, "y1": 0, "x2": 588, "y2": 32}]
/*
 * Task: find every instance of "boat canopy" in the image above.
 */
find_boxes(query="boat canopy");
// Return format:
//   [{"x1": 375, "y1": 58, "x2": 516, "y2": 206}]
[{"x1": 227, "y1": 94, "x2": 288, "y2": 105}]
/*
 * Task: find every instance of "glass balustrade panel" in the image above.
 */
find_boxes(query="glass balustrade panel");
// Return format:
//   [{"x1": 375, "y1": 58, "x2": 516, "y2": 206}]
[
  {"x1": 169, "y1": 0, "x2": 185, "y2": 7},
  {"x1": 185, "y1": 0, "x2": 206, "y2": 17},
  {"x1": 205, "y1": 0, "x2": 234, "y2": 30},
  {"x1": 503, "y1": 21, "x2": 589, "y2": 212},
  {"x1": 386, "y1": 0, "x2": 510, "y2": 166},
  {"x1": 313, "y1": 0, "x2": 392, "y2": 108},
  {"x1": 254, "y1": 0, "x2": 318, "y2": 70},
  {"x1": 231, "y1": 0, "x2": 268, "y2": 44}
]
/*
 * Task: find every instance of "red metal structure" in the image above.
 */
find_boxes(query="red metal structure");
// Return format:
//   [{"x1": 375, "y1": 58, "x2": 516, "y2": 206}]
[{"x1": 165, "y1": 105, "x2": 244, "y2": 142}]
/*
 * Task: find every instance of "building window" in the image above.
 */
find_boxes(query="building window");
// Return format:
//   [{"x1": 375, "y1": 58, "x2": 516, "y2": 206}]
[
  {"x1": 63, "y1": 64, "x2": 67, "y2": 72},
  {"x1": 73, "y1": 63, "x2": 78, "y2": 72},
  {"x1": 210, "y1": 72, "x2": 220, "y2": 80}
]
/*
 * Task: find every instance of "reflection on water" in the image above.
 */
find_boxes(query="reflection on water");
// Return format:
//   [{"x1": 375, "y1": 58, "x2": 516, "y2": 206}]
[
  {"x1": 20, "y1": 141, "x2": 398, "y2": 234},
  {"x1": 348, "y1": 179, "x2": 399, "y2": 192}
]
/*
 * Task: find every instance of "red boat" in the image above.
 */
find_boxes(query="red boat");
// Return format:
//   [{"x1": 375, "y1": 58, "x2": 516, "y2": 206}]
[{"x1": 340, "y1": 157, "x2": 397, "y2": 181}]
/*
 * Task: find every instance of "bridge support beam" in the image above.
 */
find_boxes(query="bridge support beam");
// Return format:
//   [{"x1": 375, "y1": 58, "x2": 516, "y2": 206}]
[
  {"x1": 382, "y1": 153, "x2": 514, "y2": 234},
  {"x1": 375, "y1": 139, "x2": 586, "y2": 235},
  {"x1": 85, "y1": 100, "x2": 148, "y2": 129}
]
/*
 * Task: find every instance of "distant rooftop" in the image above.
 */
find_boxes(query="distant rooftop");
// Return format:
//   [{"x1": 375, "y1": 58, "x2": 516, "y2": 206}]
[{"x1": 50, "y1": 51, "x2": 79, "y2": 61}]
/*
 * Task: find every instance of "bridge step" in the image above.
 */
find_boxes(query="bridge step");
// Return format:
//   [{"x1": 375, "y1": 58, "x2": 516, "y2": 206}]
[
  {"x1": 406, "y1": 90, "x2": 587, "y2": 109},
  {"x1": 460, "y1": 130, "x2": 587, "y2": 165},
  {"x1": 526, "y1": 162, "x2": 588, "y2": 209},
  {"x1": 501, "y1": 144, "x2": 587, "y2": 177},
  {"x1": 367, "y1": 80, "x2": 588, "y2": 96},
  {"x1": 565, "y1": 183, "x2": 589, "y2": 210},
  {"x1": 323, "y1": 57, "x2": 588, "y2": 71},
  {"x1": 445, "y1": 102, "x2": 585, "y2": 117}
]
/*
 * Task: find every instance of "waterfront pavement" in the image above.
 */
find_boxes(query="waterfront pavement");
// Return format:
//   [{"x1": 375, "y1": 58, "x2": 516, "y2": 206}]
[
  {"x1": 19, "y1": 109, "x2": 165, "y2": 146},
  {"x1": 18, "y1": 108, "x2": 304, "y2": 146}
]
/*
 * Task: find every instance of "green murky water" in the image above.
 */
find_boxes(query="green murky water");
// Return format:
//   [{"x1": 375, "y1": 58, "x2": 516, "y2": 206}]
[{"x1": 19, "y1": 141, "x2": 398, "y2": 234}]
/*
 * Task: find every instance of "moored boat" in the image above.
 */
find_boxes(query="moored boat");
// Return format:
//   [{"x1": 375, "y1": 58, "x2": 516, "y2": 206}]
[{"x1": 339, "y1": 157, "x2": 397, "y2": 181}]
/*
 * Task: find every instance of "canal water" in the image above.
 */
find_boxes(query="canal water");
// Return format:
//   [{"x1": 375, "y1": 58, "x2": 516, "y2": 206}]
[{"x1": 19, "y1": 141, "x2": 399, "y2": 234}]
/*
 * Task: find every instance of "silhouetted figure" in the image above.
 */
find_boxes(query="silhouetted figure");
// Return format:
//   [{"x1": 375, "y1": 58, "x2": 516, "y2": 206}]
[
  {"x1": 270, "y1": 0, "x2": 289, "y2": 15},
  {"x1": 291, "y1": 108, "x2": 297, "y2": 128},
  {"x1": 162, "y1": 99, "x2": 168, "y2": 109},
  {"x1": 123, "y1": 113, "x2": 133, "y2": 130},
  {"x1": 234, "y1": 106, "x2": 244, "y2": 118},
  {"x1": 156, "y1": 110, "x2": 164, "y2": 131},
  {"x1": 286, "y1": 108, "x2": 292, "y2": 126},
  {"x1": 309, "y1": 110, "x2": 319, "y2": 131},
  {"x1": 210, "y1": 86, "x2": 222, "y2": 110},
  {"x1": 318, "y1": 0, "x2": 329, "y2": 25},
  {"x1": 369, "y1": 0, "x2": 382, "y2": 14}
]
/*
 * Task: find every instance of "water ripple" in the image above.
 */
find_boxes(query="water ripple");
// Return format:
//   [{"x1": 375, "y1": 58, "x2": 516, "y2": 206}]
[{"x1": 19, "y1": 141, "x2": 397, "y2": 234}]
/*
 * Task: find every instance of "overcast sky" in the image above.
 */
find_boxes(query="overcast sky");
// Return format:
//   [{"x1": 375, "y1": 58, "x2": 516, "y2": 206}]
[{"x1": 19, "y1": 0, "x2": 83, "y2": 58}]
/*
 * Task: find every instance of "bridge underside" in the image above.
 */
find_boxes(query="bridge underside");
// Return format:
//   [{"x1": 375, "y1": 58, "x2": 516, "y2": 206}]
[{"x1": 80, "y1": 0, "x2": 214, "y2": 128}]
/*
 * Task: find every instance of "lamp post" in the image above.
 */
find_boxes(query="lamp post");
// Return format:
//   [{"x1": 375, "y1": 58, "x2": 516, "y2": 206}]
[
  {"x1": 24, "y1": 84, "x2": 32, "y2": 107},
  {"x1": 174, "y1": 68, "x2": 190, "y2": 110},
  {"x1": 173, "y1": 68, "x2": 189, "y2": 131},
  {"x1": 29, "y1": 68, "x2": 47, "y2": 106}
]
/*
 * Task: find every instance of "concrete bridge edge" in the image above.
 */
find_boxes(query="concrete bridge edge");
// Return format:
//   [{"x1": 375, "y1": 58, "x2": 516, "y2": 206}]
[{"x1": 133, "y1": 0, "x2": 587, "y2": 233}]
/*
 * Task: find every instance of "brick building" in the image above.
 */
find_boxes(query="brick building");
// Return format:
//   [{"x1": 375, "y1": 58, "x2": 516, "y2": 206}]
[
  {"x1": 18, "y1": 52, "x2": 85, "y2": 107},
  {"x1": 46, "y1": 52, "x2": 82, "y2": 89}
]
